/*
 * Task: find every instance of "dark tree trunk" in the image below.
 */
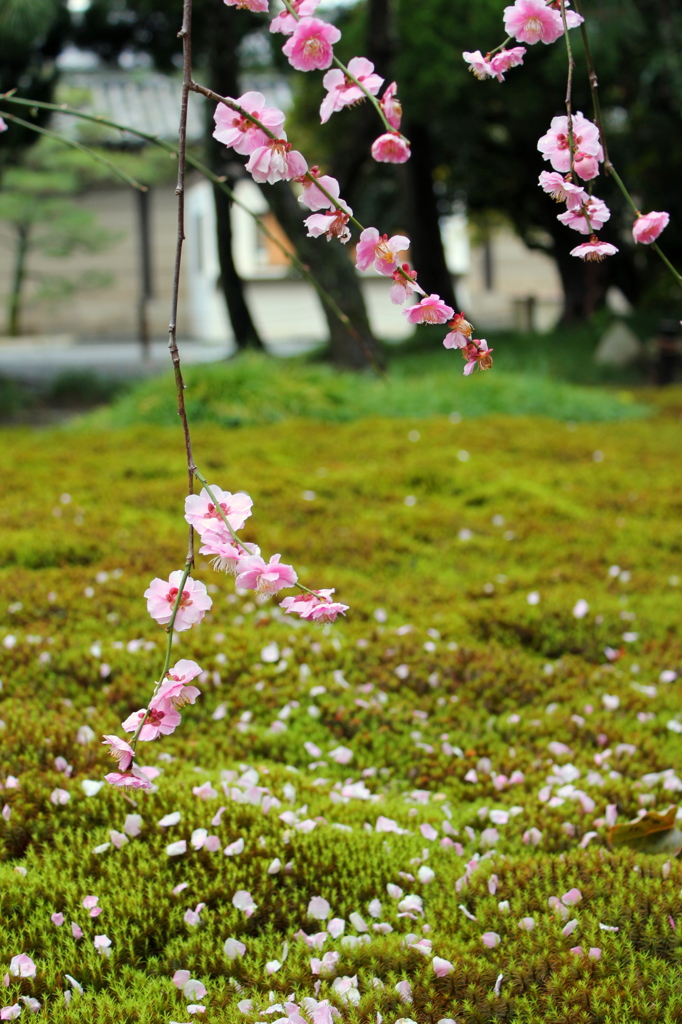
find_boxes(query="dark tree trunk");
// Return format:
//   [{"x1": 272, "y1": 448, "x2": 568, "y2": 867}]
[
  {"x1": 8, "y1": 223, "x2": 30, "y2": 337},
  {"x1": 261, "y1": 181, "x2": 384, "y2": 369},
  {"x1": 402, "y1": 121, "x2": 457, "y2": 310},
  {"x1": 205, "y1": 4, "x2": 264, "y2": 350}
]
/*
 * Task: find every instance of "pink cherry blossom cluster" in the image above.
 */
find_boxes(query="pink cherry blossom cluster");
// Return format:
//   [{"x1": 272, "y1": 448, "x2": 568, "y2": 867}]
[
  {"x1": 213, "y1": 0, "x2": 487, "y2": 371},
  {"x1": 463, "y1": 0, "x2": 671, "y2": 264},
  {"x1": 187, "y1": 484, "x2": 348, "y2": 620},
  {"x1": 102, "y1": 479, "x2": 348, "y2": 791},
  {"x1": 353, "y1": 231, "x2": 491, "y2": 373}
]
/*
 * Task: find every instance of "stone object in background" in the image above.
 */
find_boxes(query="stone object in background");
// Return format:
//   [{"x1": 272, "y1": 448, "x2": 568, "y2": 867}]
[{"x1": 594, "y1": 321, "x2": 642, "y2": 366}]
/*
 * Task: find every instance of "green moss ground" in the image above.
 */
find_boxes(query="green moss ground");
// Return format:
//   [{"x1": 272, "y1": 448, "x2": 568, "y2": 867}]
[{"x1": 1, "y1": 401, "x2": 682, "y2": 1023}]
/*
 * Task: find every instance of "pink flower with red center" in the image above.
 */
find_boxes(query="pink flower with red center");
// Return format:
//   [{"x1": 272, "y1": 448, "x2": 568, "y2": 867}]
[
  {"x1": 246, "y1": 137, "x2": 308, "y2": 184},
  {"x1": 570, "y1": 235, "x2": 619, "y2": 261},
  {"x1": 380, "y1": 82, "x2": 402, "y2": 129},
  {"x1": 145, "y1": 571, "x2": 212, "y2": 631},
  {"x1": 298, "y1": 169, "x2": 343, "y2": 211},
  {"x1": 224, "y1": 0, "x2": 269, "y2": 9},
  {"x1": 199, "y1": 532, "x2": 260, "y2": 574},
  {"x1": 235, "y1": 553, "x2": 298, "y2": 595},
  {"x1": 504, "y1": 0, "x2": 582, "y2": 45},
  {"x1": 633, "y1": 211, "x2": 670, "y2": 245},
  {"x1": 282, "y1": 17, "x2": 342, "y2": 72},
  {"x1": 558, "y1": 196, "x2": 610, "y2": 234},
  {"x1": 320, "y1": 57, "x2": 384, "y2": 123},
  {"x1": 280, "y1": 589, "x2": 349, "y2": 622},
  {"x1": 462, "y1": 50, "x2": 496, "y2": 80},
  {"x1": 270, "y1": 0, "x2": 320, "y2": 35},
  {"x1": 102, "y1": 735, "x2": 134, "y2": 771},
  {"x1": 122, "y1": 704, "x2": 182, "y2": 741},
  {"x1": 371, "y1": 132, "x2": 411, "y2": 164},
  {"x1": 390, "y1": 264, "x2": 419, "y2": 305},
  {"x1": 403, "y1": 293, "x2": 455, "y2": 325},
  {"x1": 490, "y1": 46, "x2": 527, "y2": 80},
  {"x1": 538, "y1": 171, "x2": 586, "y2": 208},
  {"x1": 213, "y1": 93, "x2": 286, "y2": 156},
  {"x1": 537, "y1": 112, "x2": 602, "y2": 174},
  {"x1": 104, "y1": 765, "x2": 155, "y2": 791},
  {"x1": 460, "y1": 339, "x2": 494, "y2": 375},
  {"x1": 443, "y1": 312, "x2": 475, "y2": 349},
  {"x1": 355, "y1": 226, "x2": 411, "y2": 275},
  {"x1": 185, "y1": 486, "x2": 253, "y2": 538},
  {"x1": 304, "y1": 209, "x2": 353, "y2": 243}
]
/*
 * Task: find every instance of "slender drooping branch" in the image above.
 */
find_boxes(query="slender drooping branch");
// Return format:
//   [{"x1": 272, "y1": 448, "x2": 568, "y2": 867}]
[
  {"x1": 560, "y1": 0, "x2": 576, "y2": 179},
  {"x1": 0, "y1": 108, "x2": 147, "y2": 191},
  {"x1": 169, "y1": 0, "x2": 198, "y2": 565}
]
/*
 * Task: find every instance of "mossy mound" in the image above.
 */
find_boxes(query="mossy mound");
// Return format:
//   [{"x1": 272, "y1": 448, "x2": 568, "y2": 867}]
[{"x1": 0, "y1": 412, "x2": 681, "y2": 1023}]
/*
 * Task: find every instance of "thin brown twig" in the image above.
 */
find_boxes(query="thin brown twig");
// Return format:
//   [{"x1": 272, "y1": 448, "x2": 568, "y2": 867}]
[
  {"x1": 559, "y1": 0, "x2": 576, "y2": 179},
  {"x1": 169, "y1": 0, "x2": 197, "y2": 564}
]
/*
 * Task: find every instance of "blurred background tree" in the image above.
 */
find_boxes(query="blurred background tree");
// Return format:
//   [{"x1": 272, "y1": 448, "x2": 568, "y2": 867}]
[{"x1": 0, "y1": 138, "x2": 120, "y2": 335}]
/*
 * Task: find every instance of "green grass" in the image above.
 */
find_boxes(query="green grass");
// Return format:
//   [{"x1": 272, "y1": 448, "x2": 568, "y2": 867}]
[
  {"x1": 1, "y1": 406, "x2": 682, "y2": 1022},
  {"x1": 83, "y1": 346, "x2": 649, "y2": 431}
]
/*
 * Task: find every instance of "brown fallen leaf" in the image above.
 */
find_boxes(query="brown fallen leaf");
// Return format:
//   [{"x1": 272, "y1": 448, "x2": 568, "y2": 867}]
[{"x1": 610, "y1": 805, "x2": 682, "y2": 855}]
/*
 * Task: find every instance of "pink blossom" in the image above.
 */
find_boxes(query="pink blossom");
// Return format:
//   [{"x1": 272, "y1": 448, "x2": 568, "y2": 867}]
[
  {"x1": 490, "y1": 46, "x2": 527, "y2": 79},
  {"x1": 462, "y1": 50, "x2": 495, "y2": 80},
  {"x1": 304, "y1": 209, "x2": 352, "y2": 244},
  {"x1": 145, "y1": 572, "x2": 211, "y2": 631},
  {"x1": 482, "y1": 931, "x2": 501, "y2": 948},
  {"x1": 537, "y1": 112, "x2": 602, "y2": 174},
  {"x1": 298, "y1": 170, "x2": 343, "y2": 211},
  {"x1": 310, "y1": 951, "x2": 340, "y2": 977},
  {"x1": 246, "y1": 137, "x2": 308, "y2": 184},
  {"x1": 82, "y1": 895, "x2": 99, "y2": 910},
  {"x1": 199, "y1": 533, "x2": 259, "y2": 574},
  {"x1": 394, "y1": 980, "x2": 413, "y2": 1004},
  {"x1": 184, "y1": 903, "x2": 206, "y2": 927},
  {"x1": 558, "y1": 196, "x2": 610, "y2": 234},
  {"x1": 50, "y1": 788, "x2": 70, "y2": 805},
  {"x1": 460, "y1": 338, "x2": 494, "y2": 376},
  {"x1": 104, "y1": 765, "x2": 155, "y2": 791},
  {"x1": 102, "y1": 735, "x2": 134, "y2": 771},
  {"x1": 561, "y1": 887, "x2": 583, "y2": 907},
  {"x1": 224, "y1": 0, "x2": 268, "y2": 10},
  {"x1": 51, "y1": 913, "x2": 64, "y2": 926},
  {"x1": 121, "y1": 703, "x2": 181, "y2": 742},
  {"x1": 270, "y1": 0, "x2": 320, "y2": 35},
  {"x1": 588, "y1": 947, "x2": 602, "y2": 959},
  {"x1": 443, "y1": 312, "x2": 475, "y2": 348},
  {"x1": 0, "y1": 118, "x2": 7, "y2": 133},
  {"x1": 0, "y1": 1006, "x2": 20, "y2": 1020},
  {"x1": 153, "y1": 660, "x2": 202, "y2": 711},
  {"x1": 570, "y1": 236, "x2": 618, "y2": 261},
  {"x1": 71, "y1": 923, "x2": 83, "y2": 939},
  {"x1": 380, "y1": 82, "x2": 402, "y2": 129},
  {"x1": 282, "y1": 17, "x2": 342, "y2": 72},
  {"x1": 355, "y1": 226, "x2": 410, "y2": 275},
  {"x1": 504, "y1": 0, "x2": 582, "y2": 45},
  {"x1": 308, "y1": 896, "x2": 331, "y2": 920},
  {"x1": 633, "y1": 211, "x2": 670, "y2": 245},
  {"x1": 403, "y1": 293, "x2": 454, "y2": 325},
  {"x1": 213, "y1": 94, "x2": 285, "y2": 156},
  {"x1": 390, "y1": 264, "x2": 419, "y2": 305},
  {"x1": 280, "y1": 588, "x2": 349, "y2": 622},
  {"x1": 9, "y1": 955, "x2": 35, "y2": 979},
  {"x1": 235, "y1": 553, "x2": 297, "y2": 594},
  {"x1": 573, "y1": 151, "x2": 600, "y2": 180},
  {"x1": 184, "y1": 486, "x2": 253, "y2": 537},
  {"x1": 538, "y1": 171, "x2": 586, "y2": 207},
  {"x1": 371, "y1": 131, "x2": 411, "y2": 164},
  {"x1": 320, "y1": 57, "x2": 384, "y2": 123}
]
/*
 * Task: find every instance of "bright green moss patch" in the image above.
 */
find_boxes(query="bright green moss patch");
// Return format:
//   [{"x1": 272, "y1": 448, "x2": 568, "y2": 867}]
[
  {"x1": 0, "y1": 410, "x2": 681, "y2": 1023},
  {"x1": 82, "y1": 351, "x2": 649, "y2": 430}
]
